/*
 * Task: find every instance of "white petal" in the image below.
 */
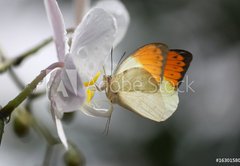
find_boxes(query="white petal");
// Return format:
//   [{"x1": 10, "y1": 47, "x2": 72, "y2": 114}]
[
  {"x1": 55, "y1": 116, "x2": 68, "y2": 149},
  {"x1": 49, "y1": 99, "x2": 68, "y2": 149},
  {"x1": 81, "y1": 102, "x2": 113, "y2": 118},
  {"x1": 70, "y1": 8, "x2": 117, "y2": 82},
  {"x1": 44, "y1": 0, "x2": 68, "y2": 61},
  {"x1": 48, "y1": 56, "x2": 85, "y2": 116},
  {"x1": 95, "y1": 0, "x2": 130, "y2": 46}
]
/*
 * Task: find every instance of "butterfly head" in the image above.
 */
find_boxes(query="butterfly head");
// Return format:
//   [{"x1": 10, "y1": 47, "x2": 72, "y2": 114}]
[
  {"x1": 102, "y1": 75, "x2": 111, "y2": 90},
  {"x1": 102, "y1": 75, "x2": 119, "y2": 103}
]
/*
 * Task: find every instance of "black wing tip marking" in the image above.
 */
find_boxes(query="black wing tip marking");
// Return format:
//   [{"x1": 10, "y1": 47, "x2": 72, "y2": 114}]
[
  {"x1": 169, "y1": 49, "x2": 193, "y2": 88},
  {"x1": 170, "y1": 49, "x2": 193, "y2": 63}
]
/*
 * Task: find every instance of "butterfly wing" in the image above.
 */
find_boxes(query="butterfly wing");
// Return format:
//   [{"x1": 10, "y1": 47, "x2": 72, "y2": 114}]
[
  {"x1": 110, "y1": 44, "x2": 192, "y2": 121},
  {"x1": 111, "y1": 68, "x2": 159, "y2": 93},
  {"x1": 114, "y1": 43, "x2": 169, "y2": 83},
  {"x1": 111, "y1": 68, "x2": 179, "y2": 121},
  {"x1": 164, "y1": 49, "x2": 193, "y2": 88},
  {"x1": 117, "y1": 84, "x2": 179, "y2": 122}
]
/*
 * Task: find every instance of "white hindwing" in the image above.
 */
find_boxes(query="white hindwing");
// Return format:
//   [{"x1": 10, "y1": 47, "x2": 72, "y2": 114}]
[{"x1": 118, "y1": 87, "x2": 179, "y2": 122}]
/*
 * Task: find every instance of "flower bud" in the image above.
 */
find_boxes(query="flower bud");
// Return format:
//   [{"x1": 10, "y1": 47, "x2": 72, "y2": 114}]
[
  {"x1": 64, "y1": 145, "x2": 85, "y2": 166},
  {"x1": 13, "y1": 108, "x2": 31, "y2": 137}
]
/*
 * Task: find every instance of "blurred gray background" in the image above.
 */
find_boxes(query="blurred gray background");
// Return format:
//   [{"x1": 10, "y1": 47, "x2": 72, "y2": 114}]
[{"x1": 0, "y1": 0, "x2": 240, "y2": 165}]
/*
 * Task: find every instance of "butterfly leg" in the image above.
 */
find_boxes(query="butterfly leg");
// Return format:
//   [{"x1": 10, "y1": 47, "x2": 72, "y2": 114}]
[
  {"x1": 94, "y1": 84, "x2": 102, "y2": 91},
  {"x1": 94, "y1": 83, "x2": 107, "y2": 92},
  {"x1": 81, "y1": 100, "x2": 113, "y2": 134},
  {"x1": 103, "y1": 103, "x2": 113, "y2": 135}
]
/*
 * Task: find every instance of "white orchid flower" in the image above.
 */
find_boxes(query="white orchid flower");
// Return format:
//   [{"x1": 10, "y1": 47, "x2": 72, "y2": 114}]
[
  {"x1": 44, "y1": 0, "x2": 129, "y2": 149},
  {"x1": 74, "y1": 0, "x2": 130, "y2": 118}
]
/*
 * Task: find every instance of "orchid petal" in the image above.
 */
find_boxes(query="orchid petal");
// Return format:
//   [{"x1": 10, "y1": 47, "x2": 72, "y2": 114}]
[
  {"x1": 95, "y1": 0, "x2": 130, "y2": 46},
  {"x1": 55, "y1": 114, "x2": 68, "y2": 149},
  {"x1": 81, "y1": 102, "x2": 113, "y2": 118},
  {"x1": 70, "y1": 8, "x2": 117, "y2": 82},
  {"x1": 48, "y1": 55, "x2": 85, "y2": 116},
  {"x1": 47, "y1": 57, "x2": 84, "y2": 149},
  {"x1": 44, "y1": 0, "x2": 68, "y2": 61},
  {"x1": 49, "y1": 99, "x2": 68, "y2": 149},
  {"x1": 48, "y1": 69, "x2": 63, "y2": 117}
]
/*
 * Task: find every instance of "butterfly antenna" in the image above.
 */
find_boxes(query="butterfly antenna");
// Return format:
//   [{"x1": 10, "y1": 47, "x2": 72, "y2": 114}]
[
  {"x1": 111, "y1": 47, "x2": 113, "y2": 75},
  {"x1": 102, "y1": 65, "x2": 106, "y2": 76},
  {"x1": 103, "y1": 113, "x2": 112, "y2": 135},
  {"x1": 117, "y1": 51, "x2": 126, "y2": 66}
]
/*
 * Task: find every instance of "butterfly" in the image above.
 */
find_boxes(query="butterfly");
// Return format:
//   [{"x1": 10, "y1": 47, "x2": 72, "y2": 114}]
[{"x1": 84, "y1": 43, "x2": 192, "y2": 123}]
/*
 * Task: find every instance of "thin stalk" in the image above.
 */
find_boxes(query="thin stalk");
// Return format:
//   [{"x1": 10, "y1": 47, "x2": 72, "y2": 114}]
[
  {"x1": 42, "y1": 145, "x2": 54, "y2": 166},
  {"x1": 0, "y1": 118, "x2": 4, "y2": 145},
  {"x1": 0, "y1": 62, "x2": 64, "y2": 145},
  {"x1": 0, "y1": 62, "x2": 64, "y2": 118},
  {"x1": 30, "y1": 115, "x2": 58, "y2": 145},
  {"x1": 0, "y1": 38, "x2": 52, "y2": 73},
  {"x1": 0, "y1": 28, "x2": 74, "y2": 73}
]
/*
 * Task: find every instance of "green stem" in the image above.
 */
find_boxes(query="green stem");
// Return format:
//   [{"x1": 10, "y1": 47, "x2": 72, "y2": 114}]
[
  {"x1": 8, "y1": 68, "x2": 46, "y2": 99},
  {"x1": 0, "y1": 62, "x2": 64, "y2": 118},
  {"x1": 0, "y1": 38, "x2": 52, "y2": 73},
  {"x1": 8, "y1": 68, "x2": 26, "y2": 90},
  {"x1": 42, "y1": 145, "x2": 54, "y2": 166},
  {"x1": 1, "y1": 49, "x2": 46, "y2": 99},
  {"x1": 0, "y1": 118, "x2": 4, "y2": 145},
  {"x1": 0, "y1": 28, "x2": 74, "y2": 73},
  {"x1": 0, "y1": 62, "x2": 64, "y2": 145},
  {"x1": 30, "y1": 115, "x2": 58, "y2": 145},
  {"x1": 0, "y1": 46, "x2": 29, "y2": 89},
  {"x1": 14, "y1": 38, "x2": 52, "y2": 66},
  {"x1": 8, "y1": 67, "x2": 45, "y2": 99}
]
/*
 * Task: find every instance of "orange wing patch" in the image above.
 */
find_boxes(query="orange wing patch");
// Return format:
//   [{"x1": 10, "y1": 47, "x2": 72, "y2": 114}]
[
  {"x1": 133, "y1": 43, "x2": 168, "y2": 83},
  {"x1": 164, "y1": 49, "x2": 192, "y2": 88}
]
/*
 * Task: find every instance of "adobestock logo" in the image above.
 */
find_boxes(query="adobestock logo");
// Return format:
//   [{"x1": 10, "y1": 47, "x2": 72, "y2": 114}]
[
  {"x1": 43, "y1": 69, "x2": 195, "y2": 98},
  {"x1": 176, "y1": 75, "x2": 195, "y2": 94},
  {"x1": 99, "y1": 75, "x2": 195, "y2": 96}
]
